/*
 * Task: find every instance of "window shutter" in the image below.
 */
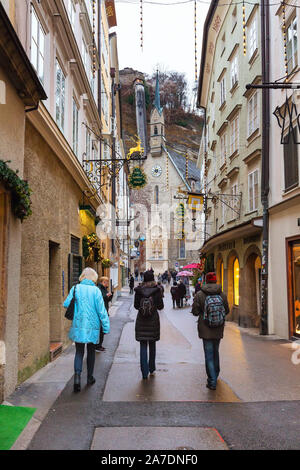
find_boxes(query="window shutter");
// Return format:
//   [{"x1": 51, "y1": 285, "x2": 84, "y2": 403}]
[{"x1": 284, "y1": 127, "x2": 299, "y2": 190}]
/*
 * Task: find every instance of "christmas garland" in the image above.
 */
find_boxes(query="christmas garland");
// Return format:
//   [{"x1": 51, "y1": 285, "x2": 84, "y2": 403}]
[
  {"x1": 82, "y1": 233, "x2": 102, "y2": 262},
  {"x1": 128, "y1": 166, "x2": 147, "y2": 189},
  {"x1": 0, "y1": 160, "x2": 32, "y2": 222},
  {"x1": 102, "y1": 258, "x2": 112, "y2": 268}
]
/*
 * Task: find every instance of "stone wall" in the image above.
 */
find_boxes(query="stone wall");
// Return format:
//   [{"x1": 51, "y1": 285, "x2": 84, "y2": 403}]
[{"x1": 18, "y1": 120, "x2": 96, "y2": 384}]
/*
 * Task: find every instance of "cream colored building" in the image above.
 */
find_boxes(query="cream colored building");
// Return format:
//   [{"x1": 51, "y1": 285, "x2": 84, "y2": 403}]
[
  {"x1": 0, "y1": 0, "x2": 126, "y2": 399},
  {"x1": 197, "y1": 1, "x2": 263, "y2": 328},
  {"x1": 268, "y1": 1, "x2": 300, "y2": 340},
  {"x1": 0, "y1": 0, "x2": 46, "y2": 401}
]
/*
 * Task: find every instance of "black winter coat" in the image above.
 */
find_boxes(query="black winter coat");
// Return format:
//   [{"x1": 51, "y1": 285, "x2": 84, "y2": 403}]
[
  {"x1": 177, "y1": 283, "x2": 186, "y2": 299},
  {"x1": 98, "y1": 283, "x2": 112, "y2": 313},
  {"x1": 134, "y1": 281, "x2": 164, "y2": 342}
]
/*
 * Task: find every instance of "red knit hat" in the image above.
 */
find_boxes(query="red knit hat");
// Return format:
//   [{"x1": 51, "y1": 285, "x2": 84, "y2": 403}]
[{"x1": 206, "y1": 272, "x2": 217, "y2": 283}]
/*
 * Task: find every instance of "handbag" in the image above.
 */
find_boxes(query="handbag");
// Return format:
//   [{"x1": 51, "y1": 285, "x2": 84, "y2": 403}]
[{"x1": 65, "y1": 285, "x2": 77, "y2": 320}]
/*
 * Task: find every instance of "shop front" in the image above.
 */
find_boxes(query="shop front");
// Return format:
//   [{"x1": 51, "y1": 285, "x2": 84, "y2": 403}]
[{"x1": 287, "y1": 238, "x2": 300, "y2": 338}]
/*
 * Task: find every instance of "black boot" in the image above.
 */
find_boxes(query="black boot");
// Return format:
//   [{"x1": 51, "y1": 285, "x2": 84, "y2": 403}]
[
  {"x1": 87, "y1": 376, "x2": 96, "y2": 385},
  {"x1": 74, "y1": 373, "x2": 81, "y2": 392}
]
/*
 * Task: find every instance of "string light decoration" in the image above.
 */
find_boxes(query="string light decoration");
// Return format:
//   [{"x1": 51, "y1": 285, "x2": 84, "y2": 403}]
[
  {"x1": 140, "y1": 0, "x2": 143, "y2": 51},
  {"x1": 185, "y1": 151, "x2": 189, "y2": 180},
  {"x1": 194, "y1": 0, "x2": 197, "y2": 82},
  {"x1": 282, "y1": 2, "x2": 288, "y2": 80},
  {"x1": 242, "y1": 1, "x2": 246, "y2": 56},
  {"x1": 166, "y1": 152, "x2": 169, "y2": 191},
  {"x1": 92, "y1": 0, "x2": 97, "y2": 77}
]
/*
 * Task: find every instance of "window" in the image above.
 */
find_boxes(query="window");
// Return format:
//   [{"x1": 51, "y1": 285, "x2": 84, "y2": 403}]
[
  {"x1": 232, "y1": 6, "x2": 237, "y2": 31},
  {"x1": 221, "y1": 194, "x2": 226, "y2": 226},
  {"x1": 82, "y1": 39, "x2": 88, "y2": 71},
  {"x1": 55, "y1": 60, "x2": 65, "y2": 132},
  {"x1": 284, "y1": 127, "x2": 299, "y2": 190},
  {"x1": 248, "y1": 169, "x2": 259, "y2": 212},
  {"x1": 154, "y1": 185, "x2": 159, "y2": 205},
  {"x1": 231, "y1": 55, "x2": 238, "y2": 88},
  {"x1": 287, "y1": 16, "x2": 298, "y2": 74},
  {"x1": 86, "y1": 129, "x2": 91, "y2": 160},
  {"x1": 288, "y1": 240, "x2": 300, "y2": 337},
  {"x1": 101, "y1": 76, "x2": 109, "y2": 124},
  {"x1": 248, "y1": 16, "x2": 257, "y2": 58},
  {"x1": 220, "y1": 76, "x2": 226, "y2": 106},
  {"x1": 231, "y1": 183, "x2": 239, "y2": 219},
  {"x1": 67, "y1": 0, "x2": 76, "y2": 30},
  {"x1": 230, "y1": 114, "x2": 239, "y2": 155},
  {"x1": 248, "y1": 92, "x2": 259, "y2": 136},
  {"x1": 179, "y1": 239, "x2": 186, "y2": 259},
  {"x1": 103, "y1": 139, "x2": 110, "y2": 159},
  {"x1": 31, "y1": 8, "x2": 45, "y2": 84},
  {"x1": 220, "y1": 133, "x2": 227, "y2": 167},
  {"x1": 233, "y1": 258, "x2": 240, "y2": 306},
  {"x1": 72, "y1": 98, "x2": 79, "y2": 156}
]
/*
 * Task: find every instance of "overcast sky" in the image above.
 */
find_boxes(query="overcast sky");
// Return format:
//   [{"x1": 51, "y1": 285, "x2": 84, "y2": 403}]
[{"x1": 114, "y1": 0, "x2": 209, "y2": 104}]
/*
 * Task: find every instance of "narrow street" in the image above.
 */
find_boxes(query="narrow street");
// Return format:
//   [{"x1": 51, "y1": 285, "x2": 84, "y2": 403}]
[{"x1": 6, "y1": 284, "x2": 300, "y2": 451}]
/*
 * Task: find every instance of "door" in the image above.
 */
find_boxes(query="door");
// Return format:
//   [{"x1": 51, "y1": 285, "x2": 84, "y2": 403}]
[{"x1": 288, "y1": 239, "x2": 300, "y2": 338}]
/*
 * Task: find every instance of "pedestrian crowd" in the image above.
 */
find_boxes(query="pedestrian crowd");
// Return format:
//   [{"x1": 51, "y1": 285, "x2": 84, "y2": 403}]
[{"x1": 63, "y1": 265, "x2": 229, "y2": 393}]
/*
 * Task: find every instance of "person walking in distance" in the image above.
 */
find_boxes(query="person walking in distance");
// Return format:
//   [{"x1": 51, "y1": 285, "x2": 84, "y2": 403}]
[
  {"x1": 134, "y1": 270, "x2": 164, "y2": 380},
  {"x1": 170, "y1": 281, "x2": 179, "y2": 308},
  {"x1": 95, "y1": 276, "x2": 113, "y2": 352},
  {"x1": 177, "y1": 280, "x2": 186, "y2": 308},
  {"x1": 63, "y1": 268, "x2": 110, "y2": 392},
  {"x1": 129, "y1": 274, "x2": 135, "y2": 294},
  {"x1": 192, "y1": 272, "x2": 229, "y2": 390}
]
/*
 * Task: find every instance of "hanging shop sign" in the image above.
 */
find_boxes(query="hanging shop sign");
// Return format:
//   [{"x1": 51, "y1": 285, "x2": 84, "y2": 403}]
[
  {"x1": 105, "y1": 0, "x2": 117, "y2": 28},
  {"x1": 128, "y1": 167, "x2": 147, "y2": 189},
  {"x1": 187, "y1": 193, "x2": 204, "y2": 211}
]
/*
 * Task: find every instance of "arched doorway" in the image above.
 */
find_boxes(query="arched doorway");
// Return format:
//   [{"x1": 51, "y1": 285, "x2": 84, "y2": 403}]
[
  {"x1": 242, "y1": 250, "x2": 262, "y2": 328},
  {"x1": 227, "y1": 251, "x2": 240, "y2": 321}
]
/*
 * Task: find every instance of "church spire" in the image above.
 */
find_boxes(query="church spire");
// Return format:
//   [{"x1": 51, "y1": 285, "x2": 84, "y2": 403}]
[{"x1": 154, "y1": 70, "x2": 162, "y2": 115}]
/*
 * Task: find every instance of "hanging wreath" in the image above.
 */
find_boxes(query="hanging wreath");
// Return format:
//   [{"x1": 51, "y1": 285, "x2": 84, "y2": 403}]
[
  {"x1": 128, "y1": 166, "x2": 147, "y2": 189},
  {"x1": 0, "y1": 160, "x2": 32, "y2": 222},
  {"x1": 102, "y1": 258, "x2": 112, "y2": 268},
  {"x1": 82, "y1": 233, "x2": 102, "y2": 263}
]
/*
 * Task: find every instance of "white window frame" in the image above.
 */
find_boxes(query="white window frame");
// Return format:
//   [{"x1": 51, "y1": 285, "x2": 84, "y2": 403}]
[
  {"x1": 55, "y1": 59, "x2": 66, "y2": 132},
  {"x1": 220, "y1": 133, "x2": 227, "y2": 167},
  {"x1": 230, "y1": 55, "x2": 238, "y2": 89},
  {"x1": 220, "y1": 76, "x2": 226, "y2": 106},
  {"x1": 248, "y1": 16, "x2": 257, "y2": 58},
  {"x1": 31, "y1": 7, "x2": 45, "y2": 84},
  {"x1": 230, "y1": 114, "x2": 239, "y2": 155},
  {"x1": 82, "y1": 38, "x2": 88, "y2": 72},
  {"x1": 67, "y1": 0, "x2": 76, "y2": 30},
  {"x1": 231, "y1": 183, "x2": 239, "y2": 220},
  {"x1": 248, "y1": 169, "x2": 259, "y2": 212},
  {"x1": 86, "y1": 129, "x2": 91, "y2": 160},
  {"x1": 248, "y1": 91, "x2": 259, "y2": 137},
  {"x1": 72, "y1": 97, "x2": 79, "y2": 156},
  {"x1": 286, "y1": 16, "x2": 298, "y2": 74}
]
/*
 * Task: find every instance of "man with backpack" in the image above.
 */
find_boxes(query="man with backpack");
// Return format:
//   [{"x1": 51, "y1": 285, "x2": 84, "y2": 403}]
[
  {"x1": 192, "y1": 272, "x2": 229, "y2": 390},
  {"x1": 134, "y1": 270, "x2": 164, "y2": 380}
]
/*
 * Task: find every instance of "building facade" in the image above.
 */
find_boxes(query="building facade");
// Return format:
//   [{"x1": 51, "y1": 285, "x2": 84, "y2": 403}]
[
  {"x1": 197, "y1": 0, "x2": 264, "y2": 328},
  {"x1": 0, "y1": 0, "x2": 46, "y2": 400},
  {"x1": 268, "y1": 0, "x2": 300, "y2": 340},
  {"x1": 0, "y1": 0, "x2": 127, "y2": 400}
]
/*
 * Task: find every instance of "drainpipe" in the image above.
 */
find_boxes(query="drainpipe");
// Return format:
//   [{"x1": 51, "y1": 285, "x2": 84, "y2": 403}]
[{"x1": 260, "y1": 0, "x2": 270, "y2": 335}]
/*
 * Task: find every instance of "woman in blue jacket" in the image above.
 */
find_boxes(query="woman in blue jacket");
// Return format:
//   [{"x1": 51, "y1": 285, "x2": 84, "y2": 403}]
[{"x1": 63, "y1": 267, "x2": 110, "y2": 392}]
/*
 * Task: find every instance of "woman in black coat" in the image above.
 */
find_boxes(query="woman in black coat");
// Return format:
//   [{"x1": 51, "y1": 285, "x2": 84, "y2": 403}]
[
  {"x1": 134, "y1": 270, "x2": 164, "y2": 379},
  {"x1": 177, "y1": 280, "x2": 186, "y2": 308}
]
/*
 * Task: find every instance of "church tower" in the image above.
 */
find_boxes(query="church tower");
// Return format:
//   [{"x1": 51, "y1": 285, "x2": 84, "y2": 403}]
[
  {"x1": 150, "y1": 72, "x2": 165, "y2": 156},
  {"x1": 134, "y1": 77, "x2": 148, "y2": 155}
]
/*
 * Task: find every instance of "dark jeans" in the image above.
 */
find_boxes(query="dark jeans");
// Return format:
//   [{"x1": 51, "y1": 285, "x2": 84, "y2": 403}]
[
  {"x1": 140, "y1": 341, "x2": 156, "y2": 378},
  {"x1": 172, "y1": 299, "x2": 176, "y2": 308},
  {"x1": 179, "y1": 298, "x2": 184, "y2": 308},
  {"x1": 202, "y1": 339, "x2": 221, "y2": 387},
  {"x1": 74, "y1": 342, "x2": 95, "y2": 377}
]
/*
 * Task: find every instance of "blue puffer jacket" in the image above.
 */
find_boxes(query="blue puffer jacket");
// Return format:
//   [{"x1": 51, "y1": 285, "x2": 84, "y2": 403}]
[{"x1": 63, "y1": 279, "x2": 110, "y2": 344}]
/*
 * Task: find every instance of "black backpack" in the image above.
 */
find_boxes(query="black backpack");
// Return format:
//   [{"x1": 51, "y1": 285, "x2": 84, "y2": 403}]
[{"x1": 140, "y1": 295, "x2": 156, "y2": 317}]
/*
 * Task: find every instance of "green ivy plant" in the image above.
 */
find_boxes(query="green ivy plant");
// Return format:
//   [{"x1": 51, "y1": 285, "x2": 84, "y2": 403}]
[{"x1": 0, "y1": 160, "x2": 32, "y2": 222}]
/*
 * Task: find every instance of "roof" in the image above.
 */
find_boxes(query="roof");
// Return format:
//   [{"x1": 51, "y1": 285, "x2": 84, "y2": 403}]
[{"x1": 163, "y1": 146, "x2": 202, "y2": 192}]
